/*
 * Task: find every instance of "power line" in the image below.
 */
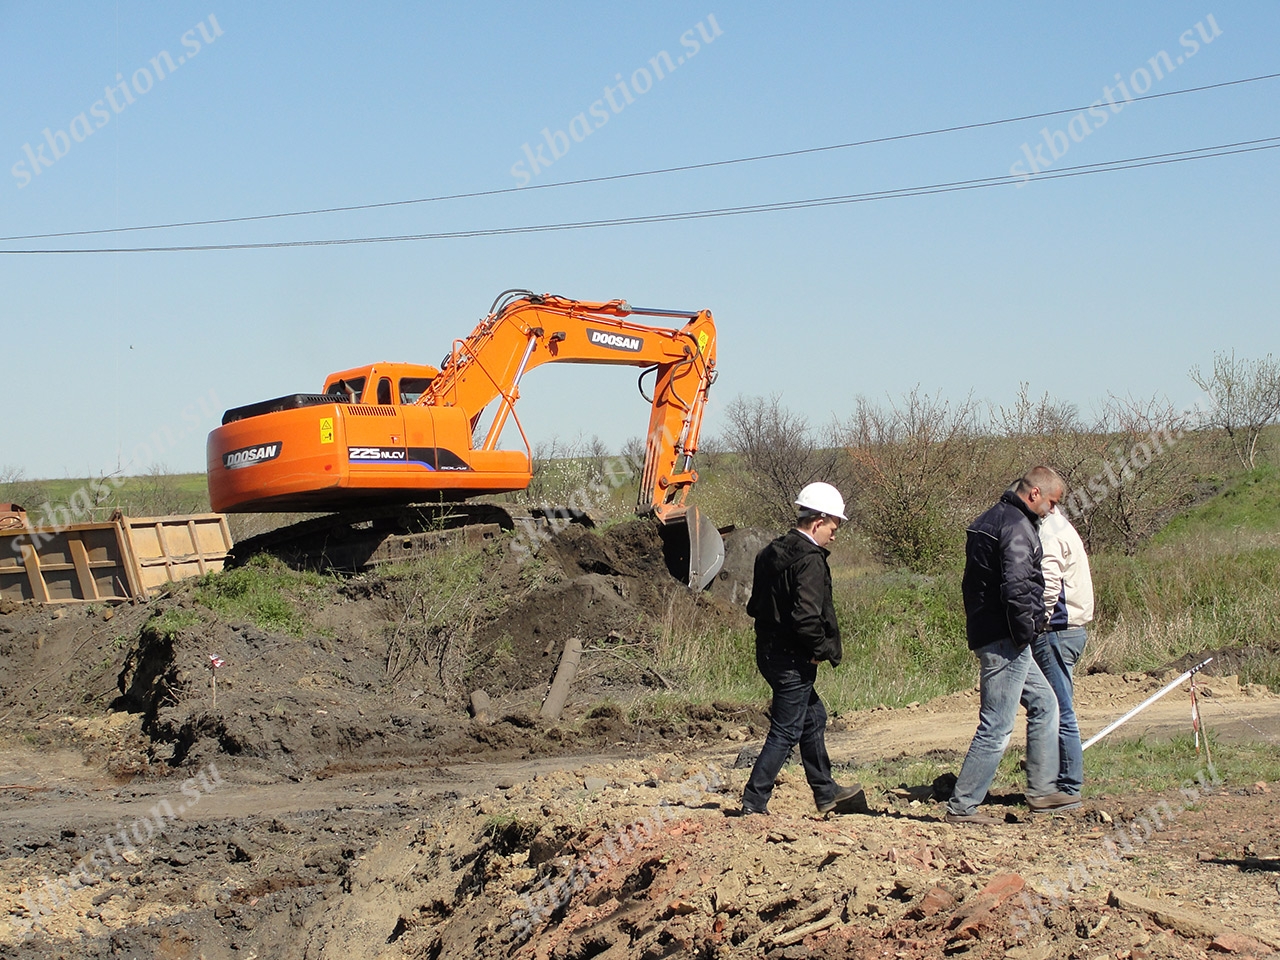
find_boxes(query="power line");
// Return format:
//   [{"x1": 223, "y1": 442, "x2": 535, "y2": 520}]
[
  {"x1": 3, "y1": 136, "x2": 1275, "y2": 255},
  {"x1": 1, "y1": 71, "x2": 1278, "y2": 244}
]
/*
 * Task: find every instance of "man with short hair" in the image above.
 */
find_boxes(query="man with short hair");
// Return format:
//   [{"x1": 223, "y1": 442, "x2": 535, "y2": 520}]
[
  {"x1": 946, "y1": 466, "x2": 1078, "y2": 825},
  {"x1": 1032, "y1": 503, "x2": 1094, "y2": 799},
  {"x1": 741, "y1": 482, "x2": 864, "y2": 816}
]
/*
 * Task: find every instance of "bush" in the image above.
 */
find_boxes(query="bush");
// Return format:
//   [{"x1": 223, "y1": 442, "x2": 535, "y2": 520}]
[
  {"x1": 716, "y1": 395, "x2": 849, "y2": 528},
  {"x1": 194, "y1": 554, "x2": 329, "y2": 635},
  {"x1": 842, "y1": 388, "x2": 984, "y2": 570}
]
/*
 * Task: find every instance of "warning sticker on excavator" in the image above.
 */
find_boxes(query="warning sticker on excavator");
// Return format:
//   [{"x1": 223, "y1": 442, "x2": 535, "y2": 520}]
[
  {"x1": 319, "y1": 418, "x2": 334, "y2": 444},
  {"x1": 697, "y1": 331, "x2": 709, "y2": 355}
]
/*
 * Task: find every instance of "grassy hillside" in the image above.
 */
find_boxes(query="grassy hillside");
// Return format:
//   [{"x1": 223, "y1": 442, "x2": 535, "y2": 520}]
[
  {"x1": 1085, "y1": 464, "x2": 1280, "y2": 688},
  {"x1": 0, "y1": 471, "x2": 209, "y2": 521}
]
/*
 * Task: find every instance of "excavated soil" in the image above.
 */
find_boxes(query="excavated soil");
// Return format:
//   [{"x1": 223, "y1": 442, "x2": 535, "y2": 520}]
[{"x1": 0, "y1": 519, "x2": 1278, "y2": 959}]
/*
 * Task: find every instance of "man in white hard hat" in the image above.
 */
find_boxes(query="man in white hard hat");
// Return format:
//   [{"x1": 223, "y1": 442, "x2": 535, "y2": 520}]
[{"x1": 741, "y1": 482, "x2": 864, "y2": 816}]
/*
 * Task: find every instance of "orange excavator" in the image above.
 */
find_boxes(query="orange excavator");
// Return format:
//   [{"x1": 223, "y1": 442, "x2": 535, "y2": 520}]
[{"x1": 206, "y1": 291, "x2": 723, "y2": 588}]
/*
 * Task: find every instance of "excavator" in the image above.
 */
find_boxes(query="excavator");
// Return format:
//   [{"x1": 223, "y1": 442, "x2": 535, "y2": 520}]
[{"x1": 206, "y1": 291, "x2": 724, "y2": 588}]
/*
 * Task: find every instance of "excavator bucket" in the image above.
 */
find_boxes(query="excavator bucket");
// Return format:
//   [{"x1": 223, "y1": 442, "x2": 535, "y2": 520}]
[
  {"x1": 686, "y1": 506, "x2": 726, "y2": 591},
  {"x1": 658, "y1": 505, "x2": 725, "y2": 591}
]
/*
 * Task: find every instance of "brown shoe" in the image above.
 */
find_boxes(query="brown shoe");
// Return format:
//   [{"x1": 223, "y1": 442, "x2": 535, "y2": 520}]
[
  {"x1": 945, "y1": 810, "x2": 1003, "y2": 826},
  {"x1": 1027, "y1": 791, "x2": 1082, "y2": 813},
  {"x1": 816, "y1": 783, "x2": 866, "y2": 814}
]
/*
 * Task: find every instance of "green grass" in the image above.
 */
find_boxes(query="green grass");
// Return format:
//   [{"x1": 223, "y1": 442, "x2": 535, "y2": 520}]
[
  {"x1": 654, "y1": 625, "x2": 768, "y2": 706},
  {"x1": 144, "y1": 608, "x2": 204, "y2": 641},
  {"x1": 193, "y1": 554, "x2": 331, "y2": 635},
  {"x1": 1078, "y1": 733, "x2": 1280, "y2": 796},
  {"x1": 0, "y1": 470, "x2": 210, "y2": 520},
  {"x1": 979, "y1": 733, "x2": 1280, "y2": 798},
  {"x1": 653, "y1": 564, "x2": 974, "y2": 714},
  {"x1": 826, "y1": 568, "x2": 971, "y2": 711},
  {"x1": 1085, "y1": 466, "x2": 1280, "y2": 679},
  {"x1": 852, "y1": 733, "x2": 1280, "y2": 803},
  {"x1": 1154, "y1": 463, "x2": 1280, "y2": 541}
]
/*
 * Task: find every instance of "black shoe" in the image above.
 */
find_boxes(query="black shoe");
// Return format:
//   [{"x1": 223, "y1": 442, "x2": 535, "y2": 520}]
[
  {"x1": 741, "y1": 803, "x2": 769, "y2": 816},
  {"x1": 816, "y1": 783, "x2": 865, "y2": 814}
]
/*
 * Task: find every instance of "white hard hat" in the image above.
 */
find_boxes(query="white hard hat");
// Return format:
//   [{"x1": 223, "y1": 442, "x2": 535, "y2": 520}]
[{"x1": 795, "y1": 482, "x2": 847, "y2": 521}]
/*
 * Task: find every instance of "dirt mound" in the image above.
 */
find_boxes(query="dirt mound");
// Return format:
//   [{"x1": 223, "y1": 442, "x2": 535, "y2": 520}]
[
  {"x1": 2, "y1": 520, "x2": 1279, "y2": 959},
  {"x1": 0, "y1": 518, "x2": 752, "y2": 778},
  {"x1": 1159, "y1": 645, "x2": 1279, "y2": 681},
  {"x1": 475, "y1": 520, "x2": 748, "y2": 694}
]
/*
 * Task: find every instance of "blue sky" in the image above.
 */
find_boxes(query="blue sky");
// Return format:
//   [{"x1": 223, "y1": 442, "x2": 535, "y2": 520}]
[{"x1": 2, "y1": 2, "x2": 1277, "y2": 480}]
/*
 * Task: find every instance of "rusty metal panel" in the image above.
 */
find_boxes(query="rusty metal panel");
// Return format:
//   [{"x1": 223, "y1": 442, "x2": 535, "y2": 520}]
[
  {"x1": 0, "y1": 513, "x2": 232, "y2": 604},
  {"x1": 121, "y1": 514, "x2": 233, "y2": 597},
  {"x1": 0, "y1": 522, "x2": 138, "y2": 603}
]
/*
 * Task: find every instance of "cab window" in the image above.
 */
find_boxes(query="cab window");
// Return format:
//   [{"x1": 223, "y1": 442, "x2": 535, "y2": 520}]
[
  {"x1": 326, "y1": 377, "x2": 366, "y2": 402},
  {"x1": 376, "y1": 377, "x2": 392, "y2": 405},
  {"x1": 399, "y1": 377, "x2": 433, "y2": 404}
]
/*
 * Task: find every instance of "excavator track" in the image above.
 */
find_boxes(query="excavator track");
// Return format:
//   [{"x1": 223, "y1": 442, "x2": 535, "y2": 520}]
[{"x1": 229, "y1": 501, "x2": 596, "y2": 572}]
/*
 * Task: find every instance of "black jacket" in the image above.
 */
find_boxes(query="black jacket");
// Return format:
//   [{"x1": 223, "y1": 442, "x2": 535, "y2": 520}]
[
  {"x1": 962, "y1": 490, "x2": 1046, "y2": 650},
  {"x1": 746, "y1": 529, "x2": 843, "y2": 665}
]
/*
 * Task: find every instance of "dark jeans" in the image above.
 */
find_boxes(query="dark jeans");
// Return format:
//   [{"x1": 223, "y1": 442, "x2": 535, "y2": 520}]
[{"x1": 743, "y1": 648, "x2": 837, "y2": 811}]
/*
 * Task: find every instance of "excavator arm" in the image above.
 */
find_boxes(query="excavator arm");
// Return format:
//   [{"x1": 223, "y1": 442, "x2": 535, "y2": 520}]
[{"x1": 421, "y1": 291, "x2": 717, "y2": 524}]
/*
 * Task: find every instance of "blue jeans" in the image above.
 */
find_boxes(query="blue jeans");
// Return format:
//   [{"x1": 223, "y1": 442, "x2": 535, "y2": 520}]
[
  {"x1": 743, "y1": 649, "x2": 837, "y2": 811},
  {"x1": 947, "y1": 637, "x2": 1060, "y2": 816},
  {"x1": 1032, "y1": 626, "x2": 1088, "y2": 796}
]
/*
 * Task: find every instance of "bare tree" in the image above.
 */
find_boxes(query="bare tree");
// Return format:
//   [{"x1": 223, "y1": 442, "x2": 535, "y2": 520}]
[
  {"x1": 1066, "y1": 394, "x2": 1199, "y2": 553},
  {"x1": 0, "y1": 466, "x2": 51, "y2": 514},
  {"x1": 0, "y1": 466, "x2": 23, "y2": 501},
  {"x1": 842, "y1": 387, "x2": 984, "y2": 569},
  {"x1": 127, "y1": 463, "x2": 208, "y2": 517},
  {"x1": 719, "y1": 395, "x2": 848, "y2": 528},
  {"x1": 1189, "y1": 351, "x2": 1280, "y2": 469},
  {"x1": 990, "y1": 384, "x2": 1098, "y2": 496}
]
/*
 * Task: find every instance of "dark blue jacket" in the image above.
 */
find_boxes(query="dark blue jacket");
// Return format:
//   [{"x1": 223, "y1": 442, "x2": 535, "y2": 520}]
[
  {"x1": 747, "y1": 529, "x2": 843, "y2": 665},
  {"x1": 961, "y1": 491, "x2": 1046, "y2": 650}
]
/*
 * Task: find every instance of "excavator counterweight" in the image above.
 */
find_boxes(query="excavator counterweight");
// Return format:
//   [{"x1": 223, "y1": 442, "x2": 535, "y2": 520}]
[{"x1": 207, "y1": 291, "x2": 723, "y2": 588}]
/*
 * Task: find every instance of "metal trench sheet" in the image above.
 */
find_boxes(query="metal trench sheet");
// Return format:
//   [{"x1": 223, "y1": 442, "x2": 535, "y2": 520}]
[{"x1": 0, "y1": 514, "x2": 232, "y2": 604}]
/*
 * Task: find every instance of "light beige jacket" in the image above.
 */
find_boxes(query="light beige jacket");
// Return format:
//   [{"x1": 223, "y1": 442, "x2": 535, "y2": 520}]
[{"x1": 1041, "y1": 506, "x2": 1094, "y2": 628}]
